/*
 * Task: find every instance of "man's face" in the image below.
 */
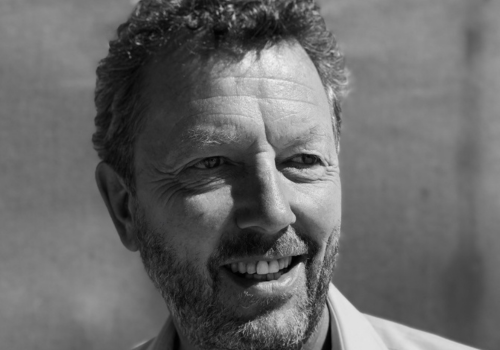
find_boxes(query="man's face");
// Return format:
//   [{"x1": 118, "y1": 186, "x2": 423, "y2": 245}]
[{"x1": 133, "y1": 43, "x2": 341, "y2": 350}]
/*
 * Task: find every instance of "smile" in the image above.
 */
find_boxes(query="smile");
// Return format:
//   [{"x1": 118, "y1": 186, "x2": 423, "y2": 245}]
[{"x1": 225, "y1": 256, "x2": 297, "y2": 281}]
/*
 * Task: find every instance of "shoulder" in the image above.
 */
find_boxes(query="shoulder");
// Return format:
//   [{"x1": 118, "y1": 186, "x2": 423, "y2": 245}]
[
  {"x1": 364, "y1": 314, "x2": 480, "y2": 350},
  {"x1": 130, "y1": 338, "x2": 155, "y2": 350}
]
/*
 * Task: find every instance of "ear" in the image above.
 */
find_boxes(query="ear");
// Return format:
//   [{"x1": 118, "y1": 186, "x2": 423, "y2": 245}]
[{"x1": 95, "y1": 162, "x2": 139, "y2": 251}]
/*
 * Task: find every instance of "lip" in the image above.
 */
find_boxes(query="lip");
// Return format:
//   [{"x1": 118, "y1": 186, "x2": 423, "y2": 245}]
[{"x1": 219, "y1": 255, "x2": 306, "y2": 298}]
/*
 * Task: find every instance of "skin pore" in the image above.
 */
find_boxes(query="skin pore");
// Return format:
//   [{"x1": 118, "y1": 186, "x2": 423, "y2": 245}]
[{"x1": 96, "y1": 41, "x2": 341, "y2": 350}]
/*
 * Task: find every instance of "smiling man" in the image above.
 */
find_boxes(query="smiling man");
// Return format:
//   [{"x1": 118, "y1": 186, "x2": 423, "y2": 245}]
[{"x1": 92, "y1": 1, "x2": 479, "y2": 350}]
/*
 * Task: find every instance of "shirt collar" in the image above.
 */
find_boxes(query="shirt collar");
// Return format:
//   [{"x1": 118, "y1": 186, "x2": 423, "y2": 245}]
[
  {"x1": 326, "y1": 284, "x2": 388, "y2": 350},
  {"x1": 147, "y1": 283, "x2": 388, "y2": 350}
]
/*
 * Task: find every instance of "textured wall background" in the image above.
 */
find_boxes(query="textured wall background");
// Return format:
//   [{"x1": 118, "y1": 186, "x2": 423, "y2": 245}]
[{"x1": 0, "y1": 0, "x2": 498, "y2": 349}]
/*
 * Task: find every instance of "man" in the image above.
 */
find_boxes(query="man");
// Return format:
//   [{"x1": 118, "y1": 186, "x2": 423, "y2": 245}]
[{"x1": 92, "y1": 0, "x2": 479, "y2": 349}]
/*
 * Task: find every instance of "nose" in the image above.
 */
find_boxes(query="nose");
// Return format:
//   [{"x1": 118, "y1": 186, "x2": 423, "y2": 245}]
[{"x1": 235, "y1": 158, "x2": 296, "y2": 234}]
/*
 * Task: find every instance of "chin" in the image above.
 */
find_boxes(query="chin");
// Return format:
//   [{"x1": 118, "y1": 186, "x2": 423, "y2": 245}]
[{"x1": 205, "y1": 306, "x2": 312, "y2": 350}]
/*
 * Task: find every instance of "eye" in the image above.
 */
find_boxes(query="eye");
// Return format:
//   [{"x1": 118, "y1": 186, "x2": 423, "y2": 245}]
[
  {"x1": 288, "y1": 154, "x2": 322, "y2": 166},
  {"x1": 192, "y1": 157, "x2": 226, "y2": 169}
]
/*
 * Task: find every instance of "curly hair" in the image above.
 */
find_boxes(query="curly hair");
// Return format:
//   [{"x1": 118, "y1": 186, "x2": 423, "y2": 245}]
[{"x1": 93, "y1": 0, "x2": 348, "y2": 193}]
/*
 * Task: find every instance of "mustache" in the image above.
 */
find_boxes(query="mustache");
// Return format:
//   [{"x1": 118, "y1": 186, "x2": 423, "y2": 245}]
[{"x1": 210, "y1": 226, "x2": 319, "y2": 266}]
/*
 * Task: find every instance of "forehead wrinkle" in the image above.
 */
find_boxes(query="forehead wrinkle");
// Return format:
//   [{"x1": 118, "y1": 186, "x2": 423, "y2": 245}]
[
  {"x1": 188, "y1": 95, "x2": 318, "y2": 107},
  {"x1": 152, "y1": 102, "x2": 261, "y2": 136},
  {"x1": 260, "y1": 97, "x2": 318, "y2": 107},
  {"x1": 212, "y1": 76, "x2": 316, "y2": 92},
  {"x1": 175, "y1": 75, "x2": 319, "y2": 105},
  {"x1": 187, "y1": 97, "x2": 260, "y2": 117},
  {"x1": 168, "y1": 111, "x2": 260, "y2": 124}
]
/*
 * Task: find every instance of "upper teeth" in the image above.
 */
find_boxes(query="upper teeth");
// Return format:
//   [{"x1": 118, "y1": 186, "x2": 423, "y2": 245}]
[{"x1": 229, "y1": 257, "x2": 292, "y2": 275}]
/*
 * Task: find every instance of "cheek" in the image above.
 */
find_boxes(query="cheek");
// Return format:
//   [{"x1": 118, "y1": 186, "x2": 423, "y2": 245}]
[
  {"x1": 293, "y1": 181, "x2": 341, "y2": 245},
  {"x1": 154, "y1": 187, "x2": 235, "y2": 257}
]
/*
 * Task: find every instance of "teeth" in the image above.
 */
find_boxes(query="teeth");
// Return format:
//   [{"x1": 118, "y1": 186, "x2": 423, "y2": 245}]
[
  {"x1": 269, "y1": 260, "x2": 279, "y2": 273},
  {"x1": 256, "y1": 261, "x2": 269, "y2": 274},
  {"x1": 228, "y1": 257, "x2": 294, "y2": 276},
  {"x1": 246, "y1": 262, "x2": 256, "y2": 274},
  {"x1": 238, "y1": 262, "x2": 246, "y2": 274}
]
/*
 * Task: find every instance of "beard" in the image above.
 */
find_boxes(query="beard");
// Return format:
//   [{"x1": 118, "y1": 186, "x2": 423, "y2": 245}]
[{"x1": 133, "y1": 205, "x2": 340, "y2": 350}]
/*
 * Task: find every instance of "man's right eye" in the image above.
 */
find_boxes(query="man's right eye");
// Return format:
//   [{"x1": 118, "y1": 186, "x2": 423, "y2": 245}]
[{"x1": 192, "y1": 157, "x2": 226, "y2": 170}]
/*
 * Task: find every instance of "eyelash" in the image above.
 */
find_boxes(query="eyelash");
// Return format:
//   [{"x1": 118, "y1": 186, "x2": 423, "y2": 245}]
[
  {"x1": 191, "y1": 154, "x2": 323, "y2": 170},
  {"x1": 287, "y1": 154, "x2": 323, "y2": 167},
  {"x1": 192, "y1": 157, "x2": 228, "y2": 170}
]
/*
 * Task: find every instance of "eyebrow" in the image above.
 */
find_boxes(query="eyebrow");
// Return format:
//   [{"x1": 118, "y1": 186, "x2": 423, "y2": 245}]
[
  {"x1": 176, "y1": 123, "x2": 329, "y2": 154},
  {"x1": 152, "y1": 128, "x2": 239, "y2": 172},
  {"x1": 159, "y1": 122, "x2": 331, "y2": 170},
  {"x1": 160, "y1": 126, "x2": 242, "y2": 166},
  {"x1": 183, "y1": 127, "x2": 241, "y2": 146},
  {"x1": 278, "y1": 124, "x2": 331, "y2": 148}
]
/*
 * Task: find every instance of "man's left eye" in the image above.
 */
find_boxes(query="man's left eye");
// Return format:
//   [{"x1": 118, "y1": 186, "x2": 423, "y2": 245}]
[{"x1": 288, "y1": 154, "x2": 322, "y2": 166}]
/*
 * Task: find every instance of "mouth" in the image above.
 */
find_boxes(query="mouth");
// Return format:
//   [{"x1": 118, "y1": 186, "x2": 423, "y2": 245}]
[
  {"x1": 218, "y1": 254, "x2": 308, "y2": 305},
  {"x1": 224, "y1": 255, "x2": 302, "y2": 282}
]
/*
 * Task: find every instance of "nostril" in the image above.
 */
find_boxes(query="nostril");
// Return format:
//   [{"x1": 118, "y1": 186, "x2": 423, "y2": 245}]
[{"x1": 235, "y1": 206, "x2": 296, "y2": 233}]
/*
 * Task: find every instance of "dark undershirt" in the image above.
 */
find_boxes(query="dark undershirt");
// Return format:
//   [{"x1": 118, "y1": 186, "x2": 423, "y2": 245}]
[{"x1": 322, "y1": 324, "x2": 332, "y2": 350}]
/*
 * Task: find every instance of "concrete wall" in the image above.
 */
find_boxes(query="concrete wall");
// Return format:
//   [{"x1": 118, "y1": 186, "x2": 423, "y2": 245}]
[
  {"x1": 326, "y1": 1, "x2": 500, "y2": 349},
  {"x1": 0, "y1": 0, "x2": 498, "y2": 349}
]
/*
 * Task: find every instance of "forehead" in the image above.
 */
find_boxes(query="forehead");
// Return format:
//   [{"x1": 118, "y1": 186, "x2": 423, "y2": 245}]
[
  {"x1": 144, "y1": 42, "x2": 327, "y2": 103},
  {"x1": 136, "y1": 42, "x2": 333, "y2": 163}
]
